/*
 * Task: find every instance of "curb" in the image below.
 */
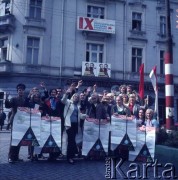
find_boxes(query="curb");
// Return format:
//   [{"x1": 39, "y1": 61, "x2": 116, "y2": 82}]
[{"x1": 155, "y1": 145, "x2": 178, "y2": 167}]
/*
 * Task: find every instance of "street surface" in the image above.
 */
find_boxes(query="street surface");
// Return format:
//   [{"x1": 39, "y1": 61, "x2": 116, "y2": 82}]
[{"x1": 0, "y1": 130, "x2": 178, "y2": 180}]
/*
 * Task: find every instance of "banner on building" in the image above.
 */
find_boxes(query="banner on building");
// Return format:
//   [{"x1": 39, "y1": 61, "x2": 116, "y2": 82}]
[
  {"x1": 110, "y1": 115, "x2": 136, "y2": 151},
  {"x1": 82, "y1": 118, "x2": 110, "y2": 156},
  {"x1": 82, "y1": 61, "x2": 111, "y2": 78},
  {"x1": 11, "y1": 107, "x2": 41, "y2": 146},
  {"x1": 77, "y1": 16, "x2": 115, "y2": 34}
]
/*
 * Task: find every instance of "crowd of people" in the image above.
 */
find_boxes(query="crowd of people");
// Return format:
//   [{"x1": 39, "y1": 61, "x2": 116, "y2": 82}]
[{"x1": 3, "y1": 80, "x2": 159, "y2": 164}]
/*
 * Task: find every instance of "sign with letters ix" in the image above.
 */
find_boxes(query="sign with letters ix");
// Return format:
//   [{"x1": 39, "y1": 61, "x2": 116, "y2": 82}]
[{"x1": 77, "y1": 16, "x2": 115, "y2": 34}]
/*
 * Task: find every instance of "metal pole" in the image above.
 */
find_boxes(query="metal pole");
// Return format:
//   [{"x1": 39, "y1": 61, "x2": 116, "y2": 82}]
[
  {"x1": 164, "y1": 0, "x2": 174, "y2": 130},
  {"x1": 59, "y1": 0, "x2": 65, "y2": 86}
]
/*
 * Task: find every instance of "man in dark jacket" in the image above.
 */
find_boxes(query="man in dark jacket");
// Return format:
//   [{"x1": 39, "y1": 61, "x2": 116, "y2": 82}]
[
  {"x1": 5, "y1": 83, "x2": 29, "y2": 163},
  {"x1": 0, "y1": 109, "x2": 6, "y2": 130},
  {"x1": 86, "y1": 93, "x2": 109, "y2": 121}
]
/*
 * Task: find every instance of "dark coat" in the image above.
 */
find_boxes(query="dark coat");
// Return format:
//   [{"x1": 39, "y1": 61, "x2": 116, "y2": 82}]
[
  {"x1": 111, "y1": 104, "x2": 131, "y2": 116},
  {"x1": 0, "y1": 112, "x2": 6, "y2": 126},
  {"x1": 5, "y1": 96, "x2": 29, "y2": 125},
  {"x1": 42, "y1": 97, "x2": 64, "y2": 118},
  {"x1": 86, "y1": 102, "x2": 108, "y2": 120}
]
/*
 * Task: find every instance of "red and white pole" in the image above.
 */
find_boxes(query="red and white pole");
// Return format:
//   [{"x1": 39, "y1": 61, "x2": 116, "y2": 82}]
[{"x1": 164, "y1": 0, "x2": 174, "y2": 130}]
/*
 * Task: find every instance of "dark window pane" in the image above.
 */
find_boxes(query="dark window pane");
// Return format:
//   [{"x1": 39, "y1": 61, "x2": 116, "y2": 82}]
[
  {"x1": 36, "y1": 8, "x2": 41, "y2": 19},
  {"x1": 34, "y1": 38, "x2": 40, "y2": 47},
  {"x1": 132, "y1": 48, "x2": 136, "y2": 55},
  {"x1": 137, "y1": 58, "x2": 142, "y2": 71},
  {"x1": 160, "y1": 51, "x2": 164, "y2": 58},
  {"x1": 29, "y1": 7, "x2": 35, "y2": 18},
  {"x1": 91, "y1": 53, "x2": 97, "y2": 62},
  {"x1": 37, "y1": 0, "x2": 42, "y2": 6},
  {"x1": 91, "y1": 44, "x2": 97, "y2": 51},
  {"x1": 137, "y1": 49, "x2": 142, "y2": 56},
  {"x1": 27, "y1": 38, "x2": 33, "y2": 46},
  {"x1": 27, "y1": 48, "x2": 32, "y2": 64},
  {"x1": 33, "y1": 49, "x2": 39, "y2": 64},
  {"x1": 99, "y1": 53, "x2": 103, "y2": 63},
  {"x1": 132, "y1": 57, "x2": 136, "y2": 72},
  {"x1": 86, "y1": 52, "x2": 89, "y2": 62},
  {"x1": 30, "y1": 0, "x2": 35, "y2": 5}
]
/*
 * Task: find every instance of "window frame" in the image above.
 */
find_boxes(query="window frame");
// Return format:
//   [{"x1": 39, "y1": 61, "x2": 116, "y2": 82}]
[
  {"x1": 0, "y1": 37, "x2": 8, "y2": 61},
  {"x1": 86, "y1": 42, "x2": 104, "y2": 63},
  {"x1": 26, "y1": 36, "x2": 40, "y2": 65},
  {"x1": 29, "y1": 0, "x2": 42, "y2": 19},
  {"x1": 87, "y1": 4, "x2": 105, "y2": 19},
  {"x1": 160, "y1": 16, "x2": 166, "y2": 36},
  {"x1": 131, "y1": 47, "x2": 143, "y2": 73},
  {"x1": 132, "y1": 12, "x2": 142, "y2": 31}
]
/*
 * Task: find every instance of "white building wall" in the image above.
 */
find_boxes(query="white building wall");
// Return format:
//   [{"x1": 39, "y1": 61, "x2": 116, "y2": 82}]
[{"x1": 0, "y1": 0, "x2": 178, "y2": 87}]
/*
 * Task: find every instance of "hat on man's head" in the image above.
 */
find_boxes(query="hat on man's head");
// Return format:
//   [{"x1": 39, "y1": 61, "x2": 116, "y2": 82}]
[{"x1": 16, "y1": 83, "x2": 26, "y2": 90}]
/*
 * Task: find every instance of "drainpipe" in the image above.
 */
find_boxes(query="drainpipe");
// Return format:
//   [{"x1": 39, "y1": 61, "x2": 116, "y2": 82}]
[
  {"x1": 123, "y1": 0, "x2": 127, "y2": 81},
  {"x1": 59, "y1": 0, "x2": 64, "y2": 86}
]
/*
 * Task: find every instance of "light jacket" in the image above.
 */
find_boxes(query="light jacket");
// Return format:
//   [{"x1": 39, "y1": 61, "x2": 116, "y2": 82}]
[{"x1": 61, "y1": 93, "x2": 87, "y2": 128}]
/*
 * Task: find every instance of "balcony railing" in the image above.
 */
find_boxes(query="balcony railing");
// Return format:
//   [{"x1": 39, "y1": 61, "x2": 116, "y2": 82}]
[{"x1": 23, "y1": 17, "x2": 46, "y2": 31}]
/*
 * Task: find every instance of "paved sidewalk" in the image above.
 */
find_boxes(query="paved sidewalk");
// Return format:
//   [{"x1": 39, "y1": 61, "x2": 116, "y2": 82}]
[{"x1": 0, "y1": 132, "x2": 178, "y2": 180}]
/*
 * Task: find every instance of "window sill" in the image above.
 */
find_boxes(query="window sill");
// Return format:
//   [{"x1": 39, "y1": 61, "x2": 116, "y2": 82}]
[
  {"x1": 130, "y1": 29, "x2": 146, "y2": 35},
  {"x1": 24, "y1": 17, "x2": 46, "y2": 31},
  {"x1": 25, "y1": 17, "x2": 45, "y2": 23},
  {"x1": 157, "y1": 33, "x2": 166, "y2": 38}
]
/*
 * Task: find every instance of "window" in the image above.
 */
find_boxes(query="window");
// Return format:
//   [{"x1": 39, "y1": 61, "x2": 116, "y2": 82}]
[
  {"x1": 159, "y1": 98, "x2": 166, "y2": 125},
  {"x1": 160, "y1": 50, "x2": 165, "y2": 75},
  {"x1": 29, "y1": 0, "x2": 42, "y2": 19},
  {"x1": 0, "y1": 38, "x2": 8, "y2": 61},
  {"x1": 5, "y1": 1, "x2": 10, "y2": 14},
  {"x1": 86, "y1": 43, "x2": 103, "y2": 63},
  {"x1": 160, "y1": 16, "x2": 166, "y2": 36},
  {"x1": 0, "y1": 1, "x2": 10, "y2": 16},
  {"x1": 26, "y1": 37, "x2": 40, "y2": 65},
  {"x1": 131, "y1": 47, "x2": 142, "y2": 72},
  {"x1": 87, "y1": 5, "x2": 104, "y2": 19},
  {"x1": 132, "y1": 12, "x2": 142, "y2": 31}
]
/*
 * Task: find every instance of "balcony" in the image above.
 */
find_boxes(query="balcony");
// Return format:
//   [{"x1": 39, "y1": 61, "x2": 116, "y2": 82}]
[
  {"x1": 0, "y1": 14, "x2": 15, "y2": 33},
  {"x1": 0, "y1": 60, "x2": 12, "y2": 72},
  {"x1": 128, "y1": 29, "x2": 147, "y2": 42},
  {"x1": 23, "y1": 17, "x2": 46, "y2": 32}
]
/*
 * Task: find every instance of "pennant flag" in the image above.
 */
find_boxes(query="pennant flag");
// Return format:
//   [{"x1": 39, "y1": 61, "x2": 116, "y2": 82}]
[
  {"x1": 41, "y1": 134, "x2": 60, "y2": 153},
  {"x1": 139, "y1": 63, "x2": 144, "y2": 100},
  {"x1": 149, "y1": 66, "x2": 158, "y2": 93},
  {"x1": 120, "y1": 133, "x2": 135, "y2": 151},
  {"x1": 135, "y1": 144, "x2": 153, "y2": 163},
  {"x1": 149, "y1": 66, "x2": 159, "y2": 120},
  {"x1": 18, "y1": 127, "x2": 39, "y2": 146},
  {"x1": 87, "y1": 138, "x2": 106, "y2": 160}
]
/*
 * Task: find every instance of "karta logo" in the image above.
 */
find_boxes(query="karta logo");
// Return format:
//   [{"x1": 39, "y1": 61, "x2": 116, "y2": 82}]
[
  {"x1": 105, "y1": 157, "x2": 177, "y2": 179},
  {"x1": 79, "y1": 17, "x2": 94, "y2": 30}
]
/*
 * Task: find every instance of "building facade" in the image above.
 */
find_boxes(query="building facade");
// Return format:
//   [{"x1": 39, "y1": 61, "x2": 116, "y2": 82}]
[{"x1": 0, "y1": 0, "x2": 178, "y2": 123}]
